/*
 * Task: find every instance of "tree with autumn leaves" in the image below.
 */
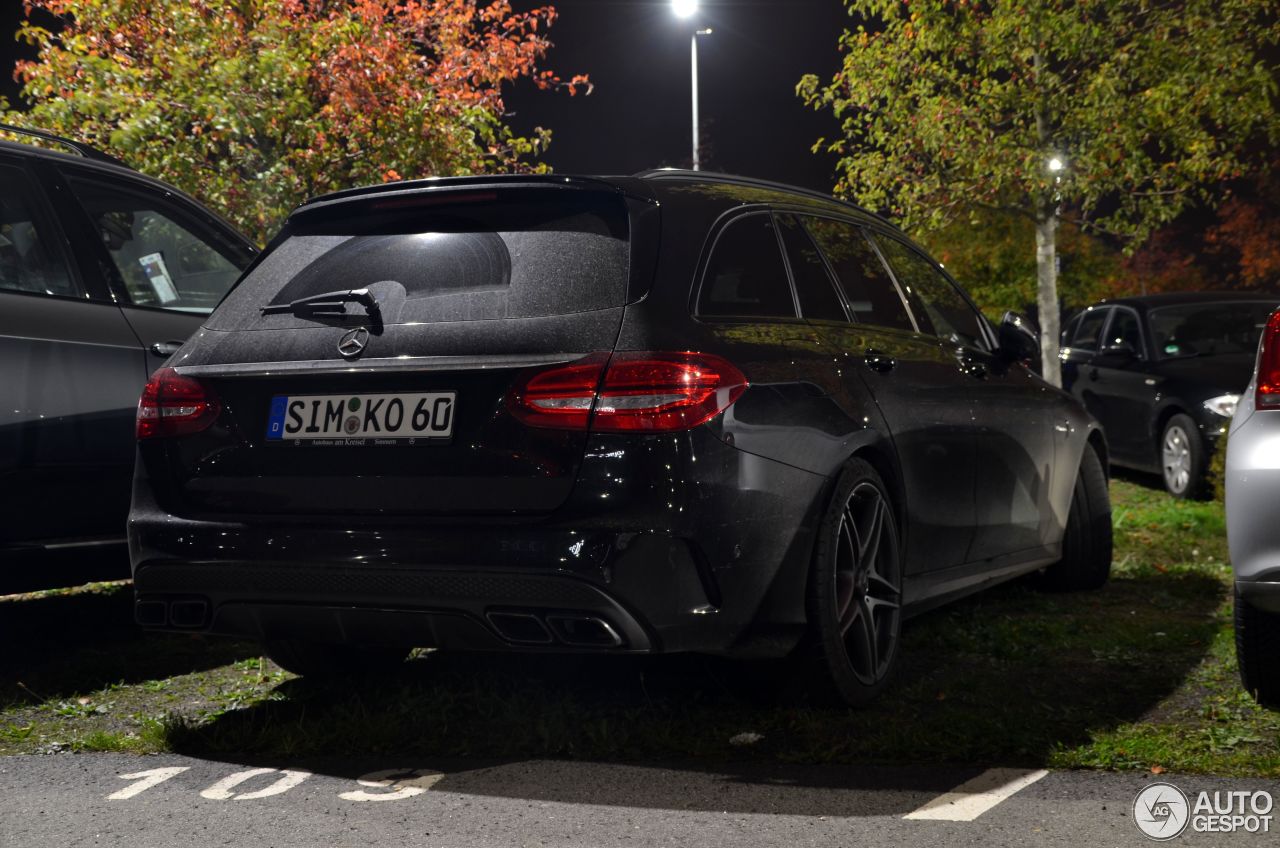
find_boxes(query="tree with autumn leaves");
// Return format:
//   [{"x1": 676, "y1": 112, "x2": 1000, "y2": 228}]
[
  {"x1": 801, "y1": 0, "x2": 1279, "y2": 385},
  {"x1": 5, "y1": 0, "x2": 588, "y2": 244}
]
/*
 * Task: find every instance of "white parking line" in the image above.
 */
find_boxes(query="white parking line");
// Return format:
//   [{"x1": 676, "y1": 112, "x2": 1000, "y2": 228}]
[{"x1": 903, "y1": 768, "x2": 1050, "y2": 822}]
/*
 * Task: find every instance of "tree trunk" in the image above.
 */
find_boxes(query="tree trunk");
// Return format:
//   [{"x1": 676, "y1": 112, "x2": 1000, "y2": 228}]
[{"x1": 1035, "y1": 210, "x2": 1061, "y2": 387}]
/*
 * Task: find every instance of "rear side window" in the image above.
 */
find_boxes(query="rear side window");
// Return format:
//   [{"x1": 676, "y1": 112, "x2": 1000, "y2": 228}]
[
  {"x1": 874, "y1": 234, "x2": 989, "y2": 350},
  {"x1": 804, "y1": 217, "x2": 913, "y2": 332},
  {"x1": 776, "y1": 214, "x2": 846, "y2": 322},
  {"x1": 697, "y1": 213, "x2": 796, "y2": 319},
  {"x1": 211, "y1": 190, "x2": 630, "y2": 328}
]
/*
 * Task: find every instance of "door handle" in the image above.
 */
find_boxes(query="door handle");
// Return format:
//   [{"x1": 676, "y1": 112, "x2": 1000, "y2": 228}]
[
  {"x1": 1088, "y1": 366, "x2": 1099, "y2": 382},
  {"x1": 863, "y1": 349, "x2": 897, "y2": 374},
  {"x1": 149, "y1": 341, "x2": 183, "y2": 358}
]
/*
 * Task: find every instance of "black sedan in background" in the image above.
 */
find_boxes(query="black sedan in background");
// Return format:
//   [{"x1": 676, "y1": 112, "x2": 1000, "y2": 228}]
[
  {"x1": 129, "y1": 171, "x2": 1111, "y2": 706},
  {"x1": 1061, "y1": 293, "x2": 1279, "y2": 498},
  {"x1": 1, "y1": 128, "x2": 257, "y2": 564}
]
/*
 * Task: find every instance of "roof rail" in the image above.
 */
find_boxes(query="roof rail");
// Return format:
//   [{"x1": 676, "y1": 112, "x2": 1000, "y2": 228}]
[
  {"x1": 0, "y1": 124, "x2": 127, "y2": 167},
  {"x1": 629, "y1": 169, "x2": 849, "y2": 208}
]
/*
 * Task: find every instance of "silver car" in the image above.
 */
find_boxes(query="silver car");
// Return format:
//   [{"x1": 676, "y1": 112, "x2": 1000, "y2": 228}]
[{"x1": 1225, "y1": 305, "x2": 1280, "y2": 708}]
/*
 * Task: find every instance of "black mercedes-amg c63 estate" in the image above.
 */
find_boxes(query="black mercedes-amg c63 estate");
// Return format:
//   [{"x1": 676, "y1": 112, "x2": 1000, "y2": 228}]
[{"x1": 129, "y1": 171, "x2": 1112, "y2": 705}]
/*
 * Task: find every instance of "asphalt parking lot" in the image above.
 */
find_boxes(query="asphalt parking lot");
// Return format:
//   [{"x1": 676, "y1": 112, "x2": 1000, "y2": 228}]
[{"x1": 3, "y1": 755, "x2": 1278, "y2": 847}]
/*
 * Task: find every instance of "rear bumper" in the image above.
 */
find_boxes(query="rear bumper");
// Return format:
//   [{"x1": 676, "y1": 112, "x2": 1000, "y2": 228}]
[
  {"x1": 129, "y1": 431, "x2": 830, "y2": 656},
  {"x1": 133, "y1": 561, "x2": 655, "y2": 651},
  {"x1": 1236, "y1": 575, "x2": 1280, "y2": 614}
]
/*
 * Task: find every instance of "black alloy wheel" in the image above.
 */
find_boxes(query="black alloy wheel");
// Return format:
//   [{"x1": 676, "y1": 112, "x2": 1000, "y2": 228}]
[{"x1": 804, "y1": 459, "x2": 903, "y2": 706}]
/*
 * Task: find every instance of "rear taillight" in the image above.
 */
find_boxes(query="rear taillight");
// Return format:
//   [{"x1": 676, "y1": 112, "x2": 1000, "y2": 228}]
[
  {"x1": 137, "y1": 367, "x2": 221, "y2": 440},
  {"x1": 507, "y1": 351, "x2": 748, "y2": 433},
  {"x1": 1258, "y1": 309, "x2": 1280, "y2": 410}
]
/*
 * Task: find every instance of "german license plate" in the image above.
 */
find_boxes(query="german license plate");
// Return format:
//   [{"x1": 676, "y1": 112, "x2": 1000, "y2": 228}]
[{"x1": 265, "y1": 392, "x2": 455, "y2": 445}]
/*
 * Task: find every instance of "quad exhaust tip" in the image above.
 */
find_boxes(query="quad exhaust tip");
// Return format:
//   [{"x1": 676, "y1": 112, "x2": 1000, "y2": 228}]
[
  {"x1": 486, "y1": 610, "x2": 623, "y2": 648},
  {"x1": 135, "y1": 597, "x2": 209, "y2": 629}
]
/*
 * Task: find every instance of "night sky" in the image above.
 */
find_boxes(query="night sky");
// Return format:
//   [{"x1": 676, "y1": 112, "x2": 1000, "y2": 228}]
[
  {"x1": 0, "y1": 0, "x2": 851, "y2": 193},
  {"x1": 504, "y1": 0, "x2": 849, "y2": 191}
]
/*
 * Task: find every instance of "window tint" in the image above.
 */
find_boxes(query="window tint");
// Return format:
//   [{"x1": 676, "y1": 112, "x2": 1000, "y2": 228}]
[
  {"x1": 1070, "y1": 308, "x2": 1110, "y2": 351},
  {"x1": 875, "y1": 235, "x2": 988, "y2": 350},
  {"x1": 1061, "y1": 313, "x2": 1081, "y2": 346},
  {"x1": 803, "y1": 217, "x2": 913, "y2": 332},
  {"x1": 0, "y1": 165, "x2": 77, "y2": 297},
  {"x1": 68, "y1": 177, "x2": 246, "y2": 314},
  {"x1": 217, "y1": 191, "x2": 630, "y2": 329},
  {"x1": 697, "y1": 213, "x2": 796, "y2": 319},
  {"x1": 1149, "y1": 301, "x2": 1278, "y2": 359},
  {"x1": 776, "y1": 214, "x2": 846, "y2": 321},
  {"x1": 1106, "y1": 308, "x2": 1144, "y2": 358}
]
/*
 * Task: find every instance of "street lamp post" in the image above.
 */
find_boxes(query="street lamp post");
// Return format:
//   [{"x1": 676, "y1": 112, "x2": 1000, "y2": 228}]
[{"x1": 672, "y1": 1, "x2": 710, "y2": 171}]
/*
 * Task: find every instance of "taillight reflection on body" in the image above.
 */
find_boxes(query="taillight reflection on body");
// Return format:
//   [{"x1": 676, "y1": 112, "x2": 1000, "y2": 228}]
[
  {"x1": 1258, "y1": 309, "x2": 1280, "y2": 410},
  {"x1": 137, "y1": 367, "x2": 221, "y2": 439},
  {"x1": 507, "y1": 351, "x2": 748, "y2": 433}
]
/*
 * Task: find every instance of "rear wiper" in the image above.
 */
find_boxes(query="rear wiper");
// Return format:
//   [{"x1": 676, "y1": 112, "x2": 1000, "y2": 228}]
[{"x1": 260, "y1": 288, "x2": 381, "y2": 318}]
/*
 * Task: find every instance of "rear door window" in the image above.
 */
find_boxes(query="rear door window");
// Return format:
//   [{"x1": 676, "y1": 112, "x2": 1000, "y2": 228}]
[
  {"x1": 804, "y1": 217, "x2": 914, "y2": 332},
  {"x1": 212, "y1": 190, "x2": 631, "y2": 329},
  {"x1": 775, "y1": 214, "x2": 846, "y2": 322},
  {"x1": 697, "y1": 213, "x2": 797, "y2": 319},
  {"x1": 0, "y1": 164, "x2": 79, "y2": 299}
]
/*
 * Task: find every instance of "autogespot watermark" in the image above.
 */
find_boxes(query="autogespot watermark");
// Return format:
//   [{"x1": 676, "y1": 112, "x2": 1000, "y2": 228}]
[{"x1": 1133, "y1": 782, "x2": 1274, "y2": 840}]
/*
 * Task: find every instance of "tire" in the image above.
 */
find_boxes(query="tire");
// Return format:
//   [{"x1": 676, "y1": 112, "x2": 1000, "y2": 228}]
[
  {"x1": 1235, "y1": 587, "x2": 1280, "y2": 709},
  {"x1": 1161, "y1": 413, "x2": 1206, "y2": 499},
  {"x1": 799, "y1": 458, "x2": 904, "y2": 707},
  {"x1": 263, "y1": 639, "x2": 409, "y2": 678},
  {"x1": 1039, "y1": 442, "x2": 1112, "y2": 592}
]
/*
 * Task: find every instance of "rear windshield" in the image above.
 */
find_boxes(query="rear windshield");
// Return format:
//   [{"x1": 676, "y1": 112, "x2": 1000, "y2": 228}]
[
  {"x1": 1149, "y1": 301, "x2": 1277, "y2": 359},
  {"x1": 208, "y1": 190, "x2": 630, "y2": 329}
]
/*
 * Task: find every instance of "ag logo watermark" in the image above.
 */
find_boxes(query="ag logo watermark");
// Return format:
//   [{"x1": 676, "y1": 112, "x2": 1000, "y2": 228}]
[{"x1": 1134, "y1": 782, "x2": 1274, "y2": 840}]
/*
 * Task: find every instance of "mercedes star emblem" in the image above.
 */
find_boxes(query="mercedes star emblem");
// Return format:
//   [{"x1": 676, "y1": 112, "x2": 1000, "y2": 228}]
[{"x1": 337, "y1": 327, "x2": 370, "y2": 359}]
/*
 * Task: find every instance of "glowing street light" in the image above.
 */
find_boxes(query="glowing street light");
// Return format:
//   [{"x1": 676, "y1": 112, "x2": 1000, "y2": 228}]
[
  {"x1": 1048, "y1": 156, "x2": 1066, "y2": 173},
  {"x1": 672, "y1": 0, "x2": 698, "y2": 19}
]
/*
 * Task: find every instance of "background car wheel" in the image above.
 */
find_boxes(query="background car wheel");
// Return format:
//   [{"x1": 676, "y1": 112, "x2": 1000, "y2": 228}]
[
  {"x1": 1235, "y1": 587, "x2": 1280, "y2": 709},
  {"x1": 262, "y1": 639, "x2": 409, "y2": 678},
  {"x1": 1039, "y1": 442, "x2": 1112, "y2": 592},
  {"x1": 800, "y1": 458, "x2": 903, "y2": 707},
  {"x1": 1161, "y1": 413, "x2": 1206, "y2": 499}
]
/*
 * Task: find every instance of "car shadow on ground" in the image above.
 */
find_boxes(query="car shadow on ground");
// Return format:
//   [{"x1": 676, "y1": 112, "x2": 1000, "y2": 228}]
[
  {"x1": 157, "y1": 562, "x2": 1226, "y2": 789},
  {"x1": 0, "y1": 582, "x2": 256, "y2": 709}
]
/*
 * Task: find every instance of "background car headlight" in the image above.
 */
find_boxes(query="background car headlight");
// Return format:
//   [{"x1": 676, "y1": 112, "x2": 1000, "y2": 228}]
[{"x1": 1204, "y1": 394, "x2": 1240, "y2": 418}]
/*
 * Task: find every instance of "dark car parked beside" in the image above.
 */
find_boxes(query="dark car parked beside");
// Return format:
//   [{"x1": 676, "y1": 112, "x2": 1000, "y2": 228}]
[
  {"x1": 129, "y1": 171, "x2": 1111, "y2": 705},
  {"x1": 1060, "y1": 293, "x2": 1279, "y2": 498},
  {"x1": 0, "y1": 127, "x2": 258, "y2": 563}
]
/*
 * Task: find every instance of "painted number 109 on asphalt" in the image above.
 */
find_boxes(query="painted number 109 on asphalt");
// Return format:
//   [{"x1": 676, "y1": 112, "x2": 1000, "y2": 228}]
[{"x1": 266, "y1": 391, "x2": 456, "y2": 445}]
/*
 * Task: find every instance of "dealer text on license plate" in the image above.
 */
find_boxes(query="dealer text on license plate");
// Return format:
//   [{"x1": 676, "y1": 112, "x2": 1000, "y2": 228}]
[{"x1": 266, "y1": 392, "x2": 455, "y2": 445}]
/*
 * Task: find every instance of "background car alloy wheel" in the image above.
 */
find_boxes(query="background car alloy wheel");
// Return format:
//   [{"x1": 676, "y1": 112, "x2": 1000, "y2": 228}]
[
  {"x1": 803, "y1": 459, "x2": 903, "y2": 706},
  {"x1": 1161, "y1": 414, "x2": 1205, "y2": 499},
  {"x1": 1163, "y1": 426, "x2": 1191, "y2": 493}
]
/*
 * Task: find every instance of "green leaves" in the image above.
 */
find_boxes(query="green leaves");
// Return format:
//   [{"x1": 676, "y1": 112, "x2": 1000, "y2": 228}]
[
  {"x1": 6, "y1": 1, "x2": 588, "y2": 245},
  {"x1": 803, "y1": 0, "x2": 1279, "y2": 244}
]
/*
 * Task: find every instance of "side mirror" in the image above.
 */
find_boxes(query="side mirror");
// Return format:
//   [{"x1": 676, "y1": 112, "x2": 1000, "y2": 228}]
[{"x1": 998, "y1": 311, "x2": 1039, "y2": 363}]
